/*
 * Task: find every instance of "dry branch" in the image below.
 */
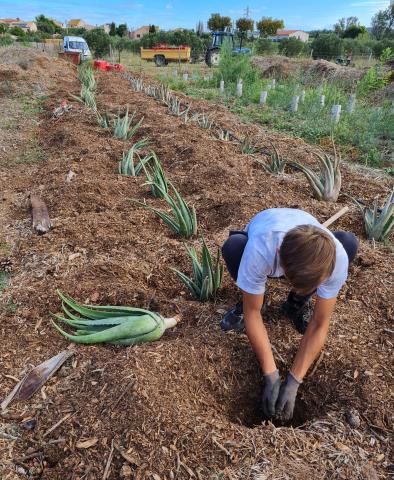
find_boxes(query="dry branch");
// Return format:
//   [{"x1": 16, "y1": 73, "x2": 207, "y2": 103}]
[{"x1": 29, "y1": 194, "x2": 53, "y2": 234}]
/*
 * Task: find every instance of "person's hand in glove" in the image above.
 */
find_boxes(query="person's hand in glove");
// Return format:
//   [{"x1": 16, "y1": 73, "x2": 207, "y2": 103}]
[
  {"x1": 261, "y1": 370, "x2": 281, "y2": 418},
  {"x1": 275, "y1": 371, "x2": 302, "y2": 420}
]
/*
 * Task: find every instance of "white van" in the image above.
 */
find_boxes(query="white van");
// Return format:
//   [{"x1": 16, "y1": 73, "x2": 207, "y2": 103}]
[{"x1": 63, "y1": 36, "x2": 92, "y2": 60}]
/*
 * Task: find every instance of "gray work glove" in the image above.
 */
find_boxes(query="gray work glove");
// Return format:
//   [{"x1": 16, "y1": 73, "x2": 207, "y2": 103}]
[
  {"x1": 261, "y1": 370, "x2": 281, "y2": 418},
  {"x1": 275, "y1": 371, "x2": 302, "y2": 420}
]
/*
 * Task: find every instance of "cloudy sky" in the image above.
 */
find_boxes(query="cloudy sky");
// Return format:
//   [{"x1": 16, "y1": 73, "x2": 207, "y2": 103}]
[{"x1": 1, "y1": 0, "x2": 390, "y2": 30}]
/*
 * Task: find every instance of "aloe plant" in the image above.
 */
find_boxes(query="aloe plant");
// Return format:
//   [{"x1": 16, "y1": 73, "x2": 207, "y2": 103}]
[
  {"x1": 113, "y1": 108, "x2": 144, "y2": 140},
  {"x1": 118, "y1": 139, "x2": 151, "y2": 176},
  {"x1": 78, "y1": 65, "x2": 96, "y2": 91},
  {"x1": 217, "y1": 129, "x2": 231, "y2": 141},
  {"x1": 240, "y1": 137, "x2": 259, "y2": 154},
  {"x1": 96, "y1": 111, "x2": 110, "y2": 129},
  {"x1": 142, "y1": 153, "x2": 169, "y2": 198},
  {"x1": 77, "y1": 85, "x2": 97, "y2": 110},
  {"x1": 291, "y1": 141, "x2": 341, "y2": 202},
  {"x1": 255, "y1": 144, "x2": 287, "y2": 174},
  {"x1": 134, "y1": 183, "x2": 197, "y2": 238},
  {"x1": 354, "y1": 188, "x2": 394, "y2": 242},
  {"x1": 196, "y1": 113, "x2": 213, "y2": 129},
  {"x1": 171, "y1": 240, "x2": 223, "y2": 301}
]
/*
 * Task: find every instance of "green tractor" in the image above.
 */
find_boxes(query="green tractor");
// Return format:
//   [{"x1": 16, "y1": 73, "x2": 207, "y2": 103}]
[{"x1": 205, "y1": 31, "x2": 251, "y2": 67}]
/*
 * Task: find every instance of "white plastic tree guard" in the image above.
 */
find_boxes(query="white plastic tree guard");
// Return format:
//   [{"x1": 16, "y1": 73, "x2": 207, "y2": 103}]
[
  {"x1": 320, "y1": 95, "x2": 326, "y2": 107},
  {"x1": 347, "y1": 94, "x2": 356, "y2": 114},
  {"x1": 260, "y1": 91, "x2": 268, "y2": 105},
  {"x1": 220, "y1": 79, "x2": 224, "y2": 92},
  {"x1": 236, "y1": 80, "x2": 243, "y2": 97},
  {"x1": 271, "y1": 78, "x2": 276, "y2": 89},
  {"x1": 331, "y1": 104, "x2": 342, "y2": 124},
  {"x1": 291, "y1": 95, "x2": 300, "y2": 112},
  {"x1": 182, "y1": 73, "x2": 189, "y2": 81},
  {"x1": 300, "y1": 90, "x2": 306, "y2": 103}
]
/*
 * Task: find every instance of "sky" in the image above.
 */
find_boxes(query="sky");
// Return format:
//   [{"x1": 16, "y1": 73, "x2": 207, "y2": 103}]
[{"x1": 0, "y1": 0, "x2": 391, "y2": 31}]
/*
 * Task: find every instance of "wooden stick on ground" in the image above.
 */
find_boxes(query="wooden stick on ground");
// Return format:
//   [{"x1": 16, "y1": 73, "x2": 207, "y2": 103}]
[
  {"x1": 29, "y1": 194, "x2": 52, "y2": 234},
  {"x1": 322, "y1": 206, "x2": 349, "y2": 228}
]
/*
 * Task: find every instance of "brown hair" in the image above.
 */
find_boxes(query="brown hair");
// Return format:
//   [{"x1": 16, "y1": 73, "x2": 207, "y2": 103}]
[{"x1": 279, "y1": 225, "x2": 336, "y2": 293}]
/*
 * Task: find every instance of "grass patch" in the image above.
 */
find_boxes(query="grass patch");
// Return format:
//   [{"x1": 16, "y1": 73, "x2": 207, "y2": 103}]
[
  {"x1": 0, "y1": 271, "x2": 10, "y2": 295},
  {"x1": 13, "y1": 138, "x2": 47, "y2": 165}
]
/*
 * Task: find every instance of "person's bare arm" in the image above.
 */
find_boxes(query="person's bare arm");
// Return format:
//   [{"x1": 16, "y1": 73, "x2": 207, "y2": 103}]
[
  {"x1": 291, "y1": 296, "x2": 337, "y2": 380},
  {"x1": 242, "y1": 291, "x2": 276, "y2": 374},
  {"x1": 276, "y1": 296, "x2": 337, "y2": 420}
]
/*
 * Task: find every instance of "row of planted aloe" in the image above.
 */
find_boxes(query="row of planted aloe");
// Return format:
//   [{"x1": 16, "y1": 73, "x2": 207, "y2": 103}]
[
  {"x1": 51, "y1": 65, "x2": 224, "y2": 346},
  {"x1": 51, "y1": 65, "x2": 392, "y2": 348},
  {"x1": 122, "y1": 71, "x2": 393, "y2": 244}
]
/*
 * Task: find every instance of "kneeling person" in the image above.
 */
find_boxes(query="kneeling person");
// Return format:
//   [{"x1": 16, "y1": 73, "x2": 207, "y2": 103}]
[{"x1": 221, "y1": 208, "x2": 358, "y2": 420}]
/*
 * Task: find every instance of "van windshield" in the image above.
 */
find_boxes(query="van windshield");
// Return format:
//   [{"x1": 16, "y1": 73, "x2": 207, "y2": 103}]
[{"x1": 68, "y1": 41, "x2": 87, "y2": 50}]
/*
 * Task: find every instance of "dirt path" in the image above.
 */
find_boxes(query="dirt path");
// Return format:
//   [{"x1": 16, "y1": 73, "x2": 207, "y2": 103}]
[{"x1": 0, "y1": 51, "x2": 393, "y2": 480}]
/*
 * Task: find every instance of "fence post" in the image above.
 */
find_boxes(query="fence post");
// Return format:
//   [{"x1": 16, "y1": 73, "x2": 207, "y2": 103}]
[
  {"x1": 300, "y1": 90, "x2": 306, "y2": 103},
  {"x1": 347, "y1": 94, "x2": 356, "y2": 114},
  {"x1": 291, "y1": 95, "x2": 300, "y2": 112},
  {"x1": 236, "y1": 80, "x2": 243, "y2": 97},
  {"x1": 259, "y1": 91, "x2": 268, "y2": 105},
  {"x1": 320, "y1": 95, "x2": 325, "y2": 107},
  {"x1": 331, "y1": 104, "x2": 341, "y2": 124},
  {"x1": 220, "y1": 79, "x2": 224, "y2": 92}
]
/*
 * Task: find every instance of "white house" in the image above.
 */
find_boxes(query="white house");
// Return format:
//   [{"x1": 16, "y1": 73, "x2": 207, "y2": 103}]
[{"x1": 269, "y1": 29, "x2": 309, "y2": 42}]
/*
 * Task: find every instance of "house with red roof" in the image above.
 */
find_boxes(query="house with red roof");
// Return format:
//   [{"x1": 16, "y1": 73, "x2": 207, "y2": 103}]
[{"x1": 269, "y1": 29, "x2": 309, "y2": 42}]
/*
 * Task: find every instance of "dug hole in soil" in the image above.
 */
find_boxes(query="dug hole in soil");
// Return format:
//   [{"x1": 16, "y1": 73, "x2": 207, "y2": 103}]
[{"x1": 0, "y1": 48, "x2": 393, "y2": 480}]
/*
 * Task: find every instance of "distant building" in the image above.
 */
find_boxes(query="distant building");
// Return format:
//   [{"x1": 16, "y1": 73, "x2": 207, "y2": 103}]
[
  {"x1": 67, "y1": 19, "x2": 95, "y2": 30},
  {"x1": 101, "y1": 23, "x2": 111, "y2": 34},
  {"x1": 129, "y1": 25, "x2": 160, "y2": 39},
  {"x1": 50, "y1": 18, "x2": 64, "y2": 28},
  {"x1": 268, "y1": 29, "x2": 309, "y2": 42},
  {"x1": 0, "y1": 18, "x2": 37, "y2": 32}
]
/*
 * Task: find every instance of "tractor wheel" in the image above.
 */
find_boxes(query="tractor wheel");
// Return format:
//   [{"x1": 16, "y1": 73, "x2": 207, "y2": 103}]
[
  {"x1": 205, "y1": 47, "x2": 221, "y2": 68},
  {"x1": 154, "y1": 55, "x2": 166, "y2": 67}
]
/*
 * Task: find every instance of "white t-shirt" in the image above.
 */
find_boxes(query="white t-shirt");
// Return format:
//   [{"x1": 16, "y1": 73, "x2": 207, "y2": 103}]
[{"x1": 236, "y1": 208, "x2": 349, "y2": 299}]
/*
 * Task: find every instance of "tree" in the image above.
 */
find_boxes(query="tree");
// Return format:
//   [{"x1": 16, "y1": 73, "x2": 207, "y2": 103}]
[
  {"x1": 334, "y1": 16, "x2": 359, "y2": 36},
  {"x1": 254, "y1": 38, "x2": 278, "y2": 54},
  {"x1": 196, "y1": 20, "x2": 204, "y2": 36},
  {"x1": 343, "y1": 24, "x2": 367, "y2": 39},
  {"x1": 207, "y1": 13, "x2": 232, "y2": 32},
  {"x1": 236, "y1": 18, "x2": 254, "y2": 48},
  {"x1": 109, "y1": 22, "x2": 116, "y2": 36},
  {"x1": 256, "y1": 17, "x2": 284, "y2": 37},
  {"x1": 311, "y1": 33, "x2": 343, "y2": 59},
  {"x1": 0, "y1": 23, "x2": 9, "y2": 34},
  {"x1": 371, "y1": 5, "x2": 394, "y2": 40},
  {"x1": 116, "y1": 23, "x2": 128, "y2": 37},
  {"x1": 279, "y1": 37, "x2": 306, "y2": 57},
  {"x1": 84, "y1": 29, "x2": 111, "y2": 57},
  {"x1": 9, "y1": 26, "x2": 25, "y2": 37},
  {"x1": 149, "y1": 24, "x2": 156, "y2": 34},
  {"x1": 35, "y1": 14, "x2": 62, "y2": 34},
  {"x1": 111, "y1": 36, "x2": 131, "y2": 62}
]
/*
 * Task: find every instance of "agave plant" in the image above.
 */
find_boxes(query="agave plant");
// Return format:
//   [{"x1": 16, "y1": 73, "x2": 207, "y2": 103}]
[
  {"x1": 291, "y1": 141, "x2": 342, "y2": 202},
  {"x1": 240, "y1": 136, "x2": 259, "y2": 155},
  {"x1": 134, "y1": 183, "x2": 197, "y2": 238},
  {"x1": 218, "y1": 129, "x2": 231, "y2": 141},
  {"x1": 255, "y1": 144, "x2": 287, "y2": 174},
  {"x1": 197, "y1": 113, "x2": 214, "y2": 129},
  {"x1": 141, "y1": 153, "x2": 169, "y2": 198},
  {"x1": 118, "y1": 139, "x2": 151, "y2": 176},
  {"x1": 171, "y1": 240, "x2": 223, "y2": 301},
  {"x1": 168, "y1": 97, "x2": 189, "y2": 118},
  {"x1": 96, "y1": 111, "x2": 110, "y2": 129},
  {"x1": 78, "y1": 85, "x2": 97, "y2": 110},
  {"x1": 79, "y1": 66, "x2": 96, "y2": 91},
  {"x1": 113, "y1": 108, "x2": 144, "y2": 140},
  {"x1": 354, "y1": 188, "x2": 393, "y2": 242}
]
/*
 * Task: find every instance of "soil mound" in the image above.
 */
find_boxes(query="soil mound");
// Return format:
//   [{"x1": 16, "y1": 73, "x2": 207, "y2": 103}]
[{"x1": 253, "y1": 55, "x2": 365, "y2": 89}]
